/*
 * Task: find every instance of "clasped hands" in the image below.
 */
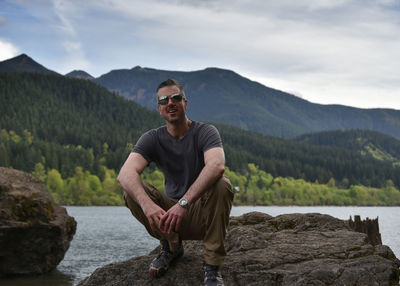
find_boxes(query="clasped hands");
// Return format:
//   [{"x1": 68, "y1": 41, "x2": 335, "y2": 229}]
[{"x1": 144, "y1": 202, "x2": 187, "y2": 234}]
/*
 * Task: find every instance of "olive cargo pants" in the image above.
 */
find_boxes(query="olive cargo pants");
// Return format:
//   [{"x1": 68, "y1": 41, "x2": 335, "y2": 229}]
[{"x1": 124, "y1": 176, "x2": 234, "y2": 266}]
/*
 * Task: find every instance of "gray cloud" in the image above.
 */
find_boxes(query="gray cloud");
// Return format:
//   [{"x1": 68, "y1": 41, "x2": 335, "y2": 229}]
[{"x1": 3, "y1": 0, "x2": 400, "y2": 109}]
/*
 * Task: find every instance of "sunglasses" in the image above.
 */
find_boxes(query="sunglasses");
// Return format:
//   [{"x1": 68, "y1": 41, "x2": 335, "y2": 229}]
[{"x1": 158, "y1": 93, "x2": 184, "y2": 105}]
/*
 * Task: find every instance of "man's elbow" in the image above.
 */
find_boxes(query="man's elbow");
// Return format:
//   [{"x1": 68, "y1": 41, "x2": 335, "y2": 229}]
[
  {"x1": 215, "y1": 163, "x2": 225, "y2": 177},
  {"x1": 117, "y1": 170, "x2": 127, "y2": 186}
]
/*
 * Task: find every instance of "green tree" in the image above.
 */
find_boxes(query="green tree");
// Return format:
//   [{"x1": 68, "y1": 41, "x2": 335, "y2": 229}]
[
  {"x1": 32, "y1": 162, "x2": 46, "y2": 182},
  {"x1": 46, "y1": 169, "x2": 64, "y2": 203}
]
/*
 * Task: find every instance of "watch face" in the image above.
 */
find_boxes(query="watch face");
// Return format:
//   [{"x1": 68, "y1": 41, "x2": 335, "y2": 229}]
[{"x1": 179, "y1": 198, "x2": 188, "y2": 207}]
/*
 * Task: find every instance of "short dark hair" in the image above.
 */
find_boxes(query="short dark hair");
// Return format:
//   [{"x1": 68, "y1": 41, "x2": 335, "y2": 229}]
[{"x1": 156, "y1": 79, "x2": 186, "y2": 98}]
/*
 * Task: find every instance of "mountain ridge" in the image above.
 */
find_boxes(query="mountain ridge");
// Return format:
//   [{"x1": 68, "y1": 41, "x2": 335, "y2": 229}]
[
  {"x1": 2, "y1": 54, "x2": 400, "y2": 139},
  {"x1": 94, "y1": 66, "x2": 400, "y2": 139},
  {"x1": 0, "y1": 54, "x2": 58, "y2": 74},
  {"x1": 65, "y1": 70, "x2": 94, "y2": 80}
]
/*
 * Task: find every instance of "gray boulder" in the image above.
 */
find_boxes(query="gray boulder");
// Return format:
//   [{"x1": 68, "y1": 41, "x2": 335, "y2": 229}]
[
  {"x1": 0, "y1": 167, "x2": 76, "y2": 276},
  {"x1": 78, "y1": 211, "x2": 399, "y2": 286}
]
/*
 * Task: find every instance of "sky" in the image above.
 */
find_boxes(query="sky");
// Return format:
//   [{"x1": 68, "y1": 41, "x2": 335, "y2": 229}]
[{"x1": 0, "y1": 0, "x2": 400, "y2": 110}]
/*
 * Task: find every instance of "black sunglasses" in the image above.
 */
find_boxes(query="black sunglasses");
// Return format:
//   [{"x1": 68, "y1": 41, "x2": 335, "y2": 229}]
[{"x1": 158, "y1": 94, "x2": 184, "y2": 105}]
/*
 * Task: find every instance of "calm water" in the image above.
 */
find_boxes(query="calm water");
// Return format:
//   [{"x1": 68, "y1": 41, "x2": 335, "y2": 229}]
[{"x1": 1, "y1": 206, "x2": 399, "y2": 286}]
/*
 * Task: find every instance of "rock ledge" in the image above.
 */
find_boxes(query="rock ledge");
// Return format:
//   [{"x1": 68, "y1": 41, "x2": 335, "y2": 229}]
[{"x1": 78, "y1": 211, "x2": 400, "y2": 286}]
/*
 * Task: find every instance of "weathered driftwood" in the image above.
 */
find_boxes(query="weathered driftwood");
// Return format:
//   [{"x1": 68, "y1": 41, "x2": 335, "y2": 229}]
[{"x1": 348, "y1": 215, "x2": 382, "y2": 246}]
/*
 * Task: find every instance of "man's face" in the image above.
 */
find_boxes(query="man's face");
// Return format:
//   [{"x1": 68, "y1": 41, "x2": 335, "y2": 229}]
[{"x1": 157, "y1": 85, "x2": 188, "y2": 123}]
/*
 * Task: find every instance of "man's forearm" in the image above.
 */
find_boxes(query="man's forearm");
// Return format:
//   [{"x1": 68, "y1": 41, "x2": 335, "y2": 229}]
[
  {"x1": 117, "y1": 171, "x2": 153, "y2": 209},
  {"x1": 183, "y1": 161, "x2": 225, "y2": 205},
  {"x1": 118, "y1": 161, "x2": 167, "y2": 232}
]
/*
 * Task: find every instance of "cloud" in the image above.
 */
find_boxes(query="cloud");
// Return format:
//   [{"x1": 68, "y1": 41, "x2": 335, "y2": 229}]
[
  {"x1": 0, "y1": 39, "x2": 19, "y2": 61},
  {"x1": 52, "y1": 0, "x2": 398, "y2": 108},
  {"x1": 47, "y1": 0, "x2": 91, "y2": 73},
  {"x1": 3, "y1": 0, "x2": 399, "y2": 108},
  {"x1": 53, "y1": 0, "x2": 77, "y2": 36}
]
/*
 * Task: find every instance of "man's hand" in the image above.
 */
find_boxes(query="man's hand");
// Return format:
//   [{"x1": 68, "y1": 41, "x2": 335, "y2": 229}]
[
  {"x1": 142, "y1": 202, "x2": 166, "y2": 232},
  {"x1": 159, "y1": 203, "x2": 187, "y2": 233}
]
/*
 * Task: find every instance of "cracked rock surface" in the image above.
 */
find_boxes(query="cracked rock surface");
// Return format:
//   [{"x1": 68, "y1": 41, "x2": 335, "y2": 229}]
[{"x1": 78, "y1": 211, "x2": 400, "y2": 286}]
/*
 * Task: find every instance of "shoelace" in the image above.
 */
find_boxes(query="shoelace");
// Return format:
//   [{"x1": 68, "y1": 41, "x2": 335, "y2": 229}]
[
  {"x1": 205, "y1": 265, "x2": 219, "y2": 280},
  {"x1": 157, "y1": 249, "x2": 170, "y2": 259}
]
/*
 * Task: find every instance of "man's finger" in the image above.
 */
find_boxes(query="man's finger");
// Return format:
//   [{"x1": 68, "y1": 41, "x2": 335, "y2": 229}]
[
  {"x1": 148, "y1": 216, "x2": 156, "y2": 231},
  {"x1": 159, "y1": 213, "x2": 167, "y2": 227},
  {"x1": 164, "y1": 215, "x2": 174, "y2": 232},
  {"x1": 168, "y1": 217, "x2": 176, "y2": 233},
  {"x1": 159, "y1": 213, "x2": 171, "y2": 231}
]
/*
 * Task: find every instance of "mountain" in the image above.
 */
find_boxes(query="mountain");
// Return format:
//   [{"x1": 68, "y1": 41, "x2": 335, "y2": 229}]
[
  {"x1": 2, "y1": 54, "x2": 400, "y2": 140},
  {"x1": 94, "y1": 66, "x2": 400, "y2": 139},
  {"x1": 0, "y1": 54, "x2": 58, "y2": 74},
  {"x1": 65, "y1": 70, "x2": 94, "y2": 80},
  {"x1": 295, "y1": 129, "x2": 400, "y2": 165},
  {"x1": 1, "y1": 72, "x2": 399, "y2": 188}
]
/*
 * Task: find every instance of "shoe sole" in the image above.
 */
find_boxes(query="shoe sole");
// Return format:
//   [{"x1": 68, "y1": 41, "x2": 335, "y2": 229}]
[
  {"x1": 149, "y1": 267, "x2": 167, "y2": 278},
  {"x1": 148, "y1": 251, "x2": 184, "y2": 278}
]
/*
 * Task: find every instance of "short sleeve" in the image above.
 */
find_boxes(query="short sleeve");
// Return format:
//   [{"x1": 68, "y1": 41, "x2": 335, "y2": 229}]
[
  {"x1": 198, "y1": 124, "x2": 223, "y2": 152},
  {"x1": 132, "y1": 130, "x2": 156, "y2": 164}
]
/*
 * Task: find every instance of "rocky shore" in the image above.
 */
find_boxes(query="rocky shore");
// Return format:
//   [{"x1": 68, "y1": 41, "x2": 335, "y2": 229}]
[{"x1": 78, "y1": 211, "x2": 400, "y2": 286}]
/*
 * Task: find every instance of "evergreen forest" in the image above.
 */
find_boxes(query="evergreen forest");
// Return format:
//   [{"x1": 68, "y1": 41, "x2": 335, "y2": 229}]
[{"x1": 1, "y1": 72, "x2": 400, "y2": 205}]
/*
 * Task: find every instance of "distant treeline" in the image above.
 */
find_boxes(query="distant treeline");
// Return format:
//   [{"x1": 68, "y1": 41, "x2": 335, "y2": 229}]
[
  {"x1": 29, "y1": 161, "x2": 400, "y2": 206},
  {"x1": 1, "y1": 72, "x2": 400, "y2": 191}
]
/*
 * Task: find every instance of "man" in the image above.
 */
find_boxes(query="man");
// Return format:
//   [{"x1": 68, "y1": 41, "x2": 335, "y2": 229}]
[{"x1": 117, "y1": 79, "x2": 234, "y2": 286}]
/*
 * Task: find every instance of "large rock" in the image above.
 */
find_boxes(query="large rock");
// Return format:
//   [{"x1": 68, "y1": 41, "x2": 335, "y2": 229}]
[
  {"x1": 78, "y1": 212, "x2": 400, "y2": 286},
  {"x1": 0, "y1": 167, "x2": 76, "y2": 276}
]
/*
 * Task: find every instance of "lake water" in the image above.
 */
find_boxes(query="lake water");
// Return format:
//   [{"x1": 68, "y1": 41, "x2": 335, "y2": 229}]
[{"x1": 1, "y1": 206, "x2": 399, "y2": 286}]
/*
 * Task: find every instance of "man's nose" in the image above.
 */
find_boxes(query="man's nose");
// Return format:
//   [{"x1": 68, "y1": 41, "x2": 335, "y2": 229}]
[{"x1": 166, "y1": 97, "x2": 175, "y2": 105}]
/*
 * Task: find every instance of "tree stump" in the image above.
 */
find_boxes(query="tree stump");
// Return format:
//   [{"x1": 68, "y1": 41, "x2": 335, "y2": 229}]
[{"x1": 348, "y1": 215, "x2": 382, "y2": 246}]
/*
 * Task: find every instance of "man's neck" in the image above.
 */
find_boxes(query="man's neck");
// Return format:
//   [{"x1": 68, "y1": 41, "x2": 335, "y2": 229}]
[{"x1": 166, "y1": 117, "x2": 192, "y2": 140}]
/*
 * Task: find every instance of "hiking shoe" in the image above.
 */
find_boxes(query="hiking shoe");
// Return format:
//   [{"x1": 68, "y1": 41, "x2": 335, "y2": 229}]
[
  {"x1": 149, "y1": 240, "x2": 184, "y2": 278},
  {"x1": 204, "y1": 263, "x2": 224, "y2": 286}
]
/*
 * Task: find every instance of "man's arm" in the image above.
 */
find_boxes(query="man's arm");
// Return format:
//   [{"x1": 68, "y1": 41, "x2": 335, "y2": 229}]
[
  {"x1": 183, "y1": 146, "x2": 225, "y2": 204},
  {"x1": 117, "y1": 152, "x2": 166, "y2": 231},
  {"x1": 159, "y1": 146, "x2": 225, "y2": 233}
]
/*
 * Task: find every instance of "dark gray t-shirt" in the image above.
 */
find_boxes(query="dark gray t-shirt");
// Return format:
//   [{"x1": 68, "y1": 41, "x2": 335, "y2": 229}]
[{"x1": 132, "y1": 121, "x2": 223, "y2": 199}]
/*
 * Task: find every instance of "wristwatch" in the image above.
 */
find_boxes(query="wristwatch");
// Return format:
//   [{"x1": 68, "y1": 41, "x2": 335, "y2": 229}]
[{"x1": 178, "y1": 198, "x2": 188, "y2": 209}]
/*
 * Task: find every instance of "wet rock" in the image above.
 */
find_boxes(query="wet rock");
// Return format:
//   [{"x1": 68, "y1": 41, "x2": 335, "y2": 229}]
[
  {"x1": 78, "y1": 212, "x2": 400, "y2": 286},
  {"x1": 0, "y1": 167, "x2": 76, "y2": 276}
]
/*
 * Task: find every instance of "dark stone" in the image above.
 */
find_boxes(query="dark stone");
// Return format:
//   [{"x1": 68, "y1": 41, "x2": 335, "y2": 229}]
[
  {"x1": 0, "y1": 167, "x2": 76, "y2": 276},
  {"x1": 78, "y1": 211, "x2": 400, "y2": 286}
]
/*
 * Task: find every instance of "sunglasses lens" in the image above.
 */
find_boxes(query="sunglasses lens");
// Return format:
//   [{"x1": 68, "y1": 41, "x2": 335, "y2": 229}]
[
  {"x1": 158, "y1": 96, "x2": 168, "y2": 105},
  {"x1": 171, "y1": 94, "x2": 183, "y2": 102},
  {"x1": 158, "y1": 94, "x2": 183, "y2": 105}
]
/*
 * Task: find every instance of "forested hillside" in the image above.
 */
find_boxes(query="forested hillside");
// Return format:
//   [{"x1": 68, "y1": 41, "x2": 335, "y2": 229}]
[
  {"x1": 1, "y1": 72, "x2": 400, "y2": 192},
  {"x1": 295, "y1": 129, "x2": 400, "y2": 165}
]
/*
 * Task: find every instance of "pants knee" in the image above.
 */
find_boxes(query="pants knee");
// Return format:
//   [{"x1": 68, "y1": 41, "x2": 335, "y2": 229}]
[{"x1": 213, "y1": 176, "x2": 234, "y2": 202}]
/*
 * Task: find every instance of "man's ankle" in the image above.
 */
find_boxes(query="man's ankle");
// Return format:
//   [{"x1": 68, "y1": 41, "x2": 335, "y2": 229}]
[{"x1": 204, "y1": 262, "x2": 224, "y2": 286}]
